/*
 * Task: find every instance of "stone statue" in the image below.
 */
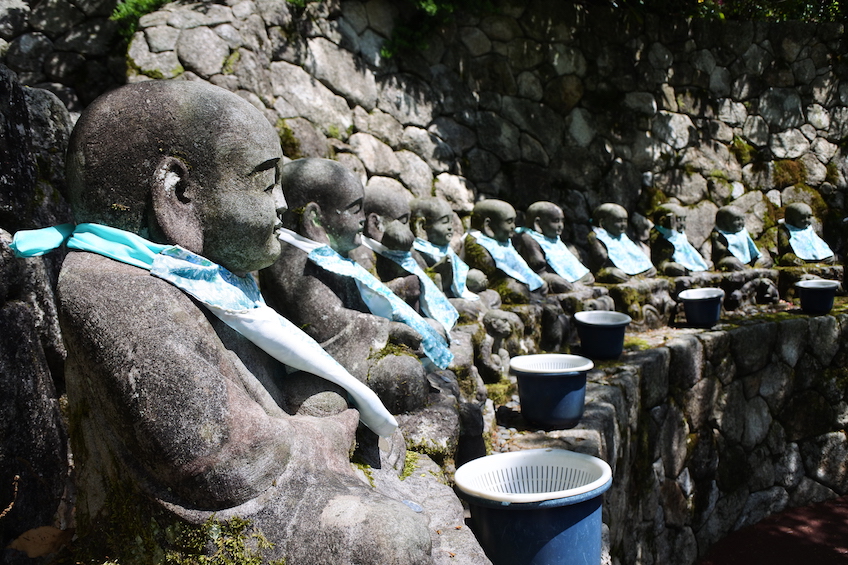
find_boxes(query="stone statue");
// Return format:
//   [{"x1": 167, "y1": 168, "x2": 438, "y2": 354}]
[
  {"x1": 410, "y1": 196, "x2": 488, "y2": 299},
  {"x1": 260, "y1": 158, "x2": 482, "y2": 483},
  {"x1": 628, "y1": 212, "x2": 653, "y2": 258},
  {"x1": 777, "y1": 202, "x2": 835, "y2": 266},
  {"x1": 464, "y1": 199, "x2": 566, "y2": 352},
  {"x1": 475, "y1": 309, "x2": 513, "y2": 383},
  {"x1": 350, "y1": 184, "x2": 422, "y2": 309},
  {"x1": 649, "y1": 204, "x2": 709, "y2": 276},
  {"x1": 353, "y1": 190, "x2": 461, "y2": 335},
  {"x1": 587, "y1": 203, "x2": 656, "y2": 283},
  {"x1": 44, "y1": 81, "x2": 433, "y2": 565},
  {"x1": 464, "y1": 199, "x2": 547, "y2": 302},
  {"x1": 711, "y1": 205, "x2": 772, "y2": 271},
  {"x1": 513, "y1": 201, "x2": 594, "y2": 292},
  {"x1": 259, "y1": 158, "x2": 451, "y2": 413}
]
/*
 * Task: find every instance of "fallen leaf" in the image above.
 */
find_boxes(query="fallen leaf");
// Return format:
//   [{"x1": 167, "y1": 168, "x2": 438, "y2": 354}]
[{"x1": 8, "y1": 526, "x2": 73, "y2": 558}]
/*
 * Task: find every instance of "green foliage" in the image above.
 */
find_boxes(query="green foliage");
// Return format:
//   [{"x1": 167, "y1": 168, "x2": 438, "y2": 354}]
[
  {"x1": 381, "y1": 0, "x2": 495, "y2": 58},
  {"x1": 596, "y1": 0, "x2": 847, "y2": 22},
  {"x1": 165, "y1": 516, "x2": 284, "y2": 565},
  {"x1": 111, "y1": 0, "x2": 169, "y2": 39}
]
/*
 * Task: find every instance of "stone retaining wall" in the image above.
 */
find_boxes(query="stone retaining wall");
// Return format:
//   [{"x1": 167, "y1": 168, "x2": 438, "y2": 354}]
[
  {"x1": 494, "y1": 310, "x2": 848, "y2": 564},
  {"x1": 5, "y1": 0, "x2": 848, "y2": 262}
]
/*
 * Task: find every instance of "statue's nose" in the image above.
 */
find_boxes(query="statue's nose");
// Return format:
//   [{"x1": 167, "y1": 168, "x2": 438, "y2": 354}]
[{"x1": 273, "y1": 185, "x2": 287, "y2": 215}]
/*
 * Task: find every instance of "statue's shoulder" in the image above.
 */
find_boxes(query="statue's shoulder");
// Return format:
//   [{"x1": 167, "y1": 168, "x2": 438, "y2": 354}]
[
  {"x1": 513, "y1": 229, "x2": 538, "y2": 248},
  {"x1": 58, "y1": 251, "x2": 201, "y2": 322}
]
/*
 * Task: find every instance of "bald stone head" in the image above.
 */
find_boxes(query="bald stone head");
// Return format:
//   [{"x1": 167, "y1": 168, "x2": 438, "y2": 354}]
[
  {"x1": 716, "y1": 205, "x2": 746, "y2": 233},
  {"x1": 411, "y1": 196, "x2": 454, "y2": 246},
  {"x1": 471, "y1": 199, "x2": 516, "y2": 242},
  {"x1": 281, "y1": 158, "x2": 365, "y2": 256},
  {"x1": 784, "y1": 202, "x2": 813, "y2": 230},
  {"x1": 593, "y1": 203, "x2": 628, "y2": 238},
  {"x1": 66, "y1": 80, "x2": 285, "y2": 275},
  {"x1": 362, "y1": 184, "x2": 412, "y2": 243},
  {"x1": 526, "y1": 201, "x2": 564, "y2": 240},
  {"x1": 652, "y1": 203, "x2": 685, "y2": 232}
]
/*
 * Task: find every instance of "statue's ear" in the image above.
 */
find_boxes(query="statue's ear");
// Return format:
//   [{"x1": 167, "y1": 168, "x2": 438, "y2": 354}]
[
  {"x1": 301, "y1": 201, "x2": 329, "y2": 243},
  {"x1": 482, "y1": 216, "x2": 496, "y2": 238},
  {"x1": 532, "y1": 216, "x2": 544, "y2": 233},
  {"x1": 151, "y1": 156, "x2": 203, "y2": 252},
  {"x1": 365, "y1": 212, "x2": 383, "y2": 240},
  {"x1": 411, "y1": 216, "x2": 427, "y2": 239}
]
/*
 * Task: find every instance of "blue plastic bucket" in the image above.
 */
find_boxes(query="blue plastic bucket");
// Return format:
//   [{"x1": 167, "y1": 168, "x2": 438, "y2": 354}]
[
  {"x1": 796, "y1": 279, "x2": 839, "y2": 315},
  {"x1": 455, "y1": 449, "x2": 613, "y2": 565},
  {"x1": 510, "y1": 354, "x2": 594, "y2": 430},
  {"x1": 573, "y1": 311, "x2": 631, "y2": 360},
  {"x1": 678, "y1": 287, "x2": 725, "y2": 328}
]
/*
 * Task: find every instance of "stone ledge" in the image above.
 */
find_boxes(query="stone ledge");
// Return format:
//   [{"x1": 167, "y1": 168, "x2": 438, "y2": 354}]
[{"x1": 488, "y1": 309, "x2": 848, "y2": 565}]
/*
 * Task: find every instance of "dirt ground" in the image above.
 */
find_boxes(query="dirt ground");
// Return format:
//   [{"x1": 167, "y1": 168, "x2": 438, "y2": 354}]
[{"x1": 696, "y1": 496, "x2": 848, "y2": 565}]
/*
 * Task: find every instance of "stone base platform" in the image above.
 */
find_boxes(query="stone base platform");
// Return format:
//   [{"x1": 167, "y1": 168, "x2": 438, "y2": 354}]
[{"x1": 484, "y1": 305, "x2": 848, "y2": 565}]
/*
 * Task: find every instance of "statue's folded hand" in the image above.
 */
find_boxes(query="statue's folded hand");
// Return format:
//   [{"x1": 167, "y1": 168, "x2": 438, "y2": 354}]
[{"x1": 388, "y1": 320, "x2": 423, "y2": 352}]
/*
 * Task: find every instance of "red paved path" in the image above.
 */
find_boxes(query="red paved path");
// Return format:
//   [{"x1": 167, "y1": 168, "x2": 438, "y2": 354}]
[{"x1": 696, "y1": 496, "x2": 848, "y2": 565}]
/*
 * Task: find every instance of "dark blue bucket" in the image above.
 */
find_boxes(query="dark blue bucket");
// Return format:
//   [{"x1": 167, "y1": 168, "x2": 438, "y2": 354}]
[
  {"x1": 455, "y1": 449, "x2": 613, "y2": 565},
  {"x1": 796, "y1": 279, "x2": 839, "y2": 315},
  {"x1": 678, "y1": 288, "x2": 725, "y2": 328},
  {"x1": 573, "y1": 311, "x2": 631, "y2": 360},
  {"x1": 510, "y1": 354, "x2": 593, "y2": 430}
]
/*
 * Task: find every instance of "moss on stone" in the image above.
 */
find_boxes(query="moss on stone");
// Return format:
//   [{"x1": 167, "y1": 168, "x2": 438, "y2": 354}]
[
  {"x1": 222, "y1": 50, "x2": 240, "y2": 75},
  {"x1": 275, "y1": 119, "x2": 302, "y2": 160},
  {"x1": 638, "y1": 186, "x2": 669, "y2": 216},
  {"x1": 164, "y1": 516, "x2": 285, "y2": 565},
  {"x1": 407, "y1": 437, "x2": 455, "y2": 467},
  {"x1": 489, "y1": 277, "x2": 528, "y2": 304},
  {"x1": 826, "y1": 161, "x2": 840, "y2": 185},
  {"x1": 730, "y1": 135, "x2": 757, "y2": 166},
  {"x1": 462, "y1": 239, "x2": 493, "y2": 275},
  {"x1": 368, "y1": 341, "x2": 417, "y2": 363},
  {"x1": 773, "y1": 159, "x2": 807, "y2": 188},
  {"x1": 609, "y1": 284, "x2": 644, "y2": 318},
  {"x1": 456, "y1": 368, "x2": 478, "y2": 401},
  {"x1": 353, "y1": 462, "x2": 376, "y2": 488},
  {"x1": 485, "y1": 379, "x2": 515, "y2": 405},
  {"x1": 623, "y1": 336, "x2": 650, "y2": 351},
  {"x1": 111, "y1": 0, "x2": 169, "y2": 39},
  {"x1": 400, "y1": 451, "x2": 419, "y2": 480}
]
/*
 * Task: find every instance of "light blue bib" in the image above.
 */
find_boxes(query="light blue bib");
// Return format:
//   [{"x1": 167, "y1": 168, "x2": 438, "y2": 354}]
[
  {"x1": 515, "y1": 227, "x2": 590, "y2": 282},
  {"x1": 305, "y1": 245, "x2": 454, "y2": 370},
  {"x1": 468, "y1": 230, "x2": 544, "y2": 291},
  {"x1": 717, "y1": 228, "x2": 760, "y2": 265},
  {"x1": 412, "y1": 238, "x2": 478, "y2": 300},
  {"x1": 364, "y1": 237, "x2": 458, "y2": 332},
  {"x1": 593, "y1": 228, "x2": 653, "y2": 275},
  {"x1": 655, "y1": 226, "x2": 708, "y2": 272},
  {"x1": 786, "y1": 224, "x2": 833, "y2": 261},
  {"x1": 11, "y1": 223, "x2": 397, "y2": 437}
]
